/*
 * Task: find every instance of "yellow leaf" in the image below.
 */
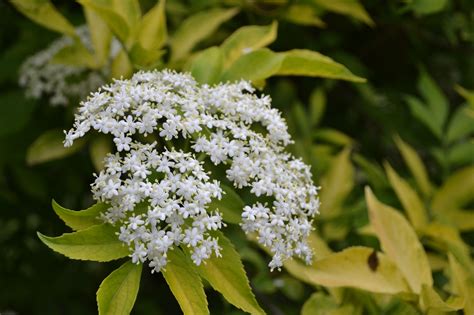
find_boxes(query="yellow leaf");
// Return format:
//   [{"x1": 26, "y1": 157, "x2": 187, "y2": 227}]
[
  {"x1": 365, "y1": 187, "x2": 432, "y2": 293},
  {"x1": 111, "y1": 50, "x2": 133, "y2": 79},
  {"x1": 135, "y1": 0, "x2": 167, "y2": 51},
  {"x1": 384, "y1": 162, "x2": 428, "y2": 230},
  {"x1": 312, "y1": 0, "x2": 374, "y2": 26},
  {"x1": 84, "y1": 7, "x2": 112, "y2": 66},
  {"x1": 449, "y1": 253, "x2": 474, "y2": 315},
  {"x1": 284, "y1": 246, "x2": 410, "y2": 294},
  {"x1": 420, "y1": 284, "x2": 464, "y2": 313},
  {"x1": 431, "y1": 166, "x2": 474, "y2": 214},
  {"x1": 394, "y1": 135, "x2": 433, "y2": 198}
]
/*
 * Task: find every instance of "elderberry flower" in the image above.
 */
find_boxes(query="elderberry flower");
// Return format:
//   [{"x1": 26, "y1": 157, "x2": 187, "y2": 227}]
[
  {"x1": 65, "y1": 70, "x2": 320, "y2": 272},
  {"x1": 19, "y1": 26, "x2": 119, "y2": 106}
]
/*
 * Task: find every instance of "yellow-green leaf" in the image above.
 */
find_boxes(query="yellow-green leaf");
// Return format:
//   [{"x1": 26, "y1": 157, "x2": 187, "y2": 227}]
[
  {"x1": 51, "y1": 39, "x2": 98, "y2": 68},
  {"x1": 455, "y1": 85, "x2": 474, "y2": 108},
  {"x1": 221, "y1": 21, "x2": 278, "y2": 68},
  {"x1": 319, "y1": 148, "x2": 354, "y2": 218},
  {"x1": 384, "y1": 162, "x2": 428, "y2": 230},
  {"x1": 97, "y1": 261, "x2": 142, "y2": 315},
  {"x1": 435, "y1": 208, "x2": 474, "y2": 231},
  {"x1": 163, "y1": 248, "x2": 209, "y2": 315},
  {"x1": 313, "y1": 128, "x2": 353, "y2": 147},
  {"x1": 312, "y1": 0, "x2": 374, "y2": 26},
  {"x1": 190, "y1": 47, "x2": 224, "y2": 85},
  {"x1": 221, "y1": 48, "x2": 284, "y2": 83},
  {"x1": 283, "y1": 5, "x2": 325, "y2": 28},
  {"x1": 365, "y1": 187, "x2": 432, "y2": 293},
  {"x1": 285, "y1": 246, "x2": 410, "y2": 294},
  {"x1": 84, "y1": 7, "x2": 112, "y2": 66},
  {"x1": 195, "y1": 232, "x2": 265, "y2": 315},
  {"x1": 78, "y1": 0, "x2": 130, "y2": 43},
  {"x1": 431, "y1": 166, "x2": 474, "y2": 213},
  {"x1": 170, "y1": 8, "x2": 239, "y2": 62},
  {"x1": 11, "y1": 0, "x2": 76, "y2": 36},
  {"x1": 112, "y1": 0, "x2": 141, "y2": 31},
  {"x1": 277, "y1": 49, "x2": 366, "y2": 82},
  {"x1": 135, "y1": 0, "x2": 167, "y2": 51},
  {"x1": 111, "y1": 50, "x2": 133, "y2": 79},
  {"x1": 26, "y1": 129, "x2": 86, "y2": 165},
  {"x1": 449, "y1": 253, "x2": 474, "y2": 315},
  {"x1": 302, "y1": 293, "x2": 355, "y2": 315},
  {"x1": 418, "y1": 69, "x2": 449, "y2": 130},
  {"x1": 394, "y1": 135, "x2": 433, "y2": 197},
  {"x1": 52, "y1": 200, "x2": 106, "y2": 231},
  {"x1": 309, "y1": 88, "x2": 326, "y2": 127},
  {"x1": 37, "y1": 224, "x2": 129, "y2": 262},
  {"x1": 420, "y1": 284, "x2": 464, "y2": 313}
]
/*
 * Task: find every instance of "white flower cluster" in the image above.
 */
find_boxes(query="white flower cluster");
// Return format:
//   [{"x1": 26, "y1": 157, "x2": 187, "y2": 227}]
[
  {"x1": 65, "y1": 70, "x2": 320, "y2": 271},
  {"x1": 19, "y1": 26, "x2": 116, "y2": 106}
]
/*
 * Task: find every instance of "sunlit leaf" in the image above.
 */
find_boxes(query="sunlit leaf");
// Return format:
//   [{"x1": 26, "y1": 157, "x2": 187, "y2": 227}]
[
  {"x1": 170, "y1": 8, "x2": 239, "y2": 62},
  {"x1": 285, "y1": 246, "x2": 410, "y2": 294},
  {"x1": 283, "y1": 5, "x2": 325, "y2": 28},
  {"x1": 221, "y1": 21, "x2": 278, "y2": 68},
  {"x1": 394, "y1": 135, "x2": 433, "y2": 197},
  {"x1": 194, "y1": 232, "x2": 265, "y2": 315},
  {"x1": 311, "y1": 0, "x2": 374, "y2": 26},
  {"x1": 365, "y1": 187, "x2": 432, "y2": 293},
  {"x1": 163, "y1": 248, "x2": 209, "y2": 315},
  {"x1": 97, "y1": 260, "x2": 142, "y2": 315},
  {"x1": 276, "y1": 49, "x2": 365, "y2": 82},
  {"x1": 11, "y1": 0, "x2": 76, "y2": 36},
  {"x1": 190, "y1": 46, "x2": 224, "y2": 85},
  {"x1": 52, "y1": 200, "x2": 106, "y2": 231},
  {"x1": 420, "y1": 284, "x2": 464, "y2": 312},
  {"x1": 431, "y1": 166, "x2": 474, "y2": 213},
  {"x1": 37, "y1": 224, "x2": 129, "y2": 262},
  {"x1": 449, "y1": 253, "x2": 474, "y2": 315},
  {"x1": 84, "y1": 7, "x2": 112, "y2": 66},
  {"x1": 384, "y1": 162, "x2": 428, "y2": 230},
  {"x1": 26, "y1": 129, "x2": 86, "y2": 165},
  {"x1": 134, "y1": 0, "x2": 167, "y2": 51}
]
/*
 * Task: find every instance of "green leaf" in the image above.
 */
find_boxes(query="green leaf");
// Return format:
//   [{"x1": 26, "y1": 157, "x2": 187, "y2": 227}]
[
  {"x1": 90, "y1": 136, "x2": 113, "y2": 172},
  {"x1": 312, "y1": 0, "x2": 374, "y2": 26},
  {"x1": 394, "y1": 135, "x2": 433, "y2": 197},
  {"x1": 51, "y1": 39, "x2": 98, "y2": 68},
  {"x1": 405, "y1": 95, "x2": 442, "y2": 139},
  {"x1": 84, "y1": 7, "x2": 112, "y2": 66},
  {"x1": 449, "y1": 253, "x2": 474, "y2": 315},
  {"x1": 190, "y1": 46, "x2": 224, "y2": 85},
  {"x1": 365, "y1": 187, "x2": 433, "y2": 293},
  {"x1": 417, "y1": 69, "x2": 449, "y2": 130},
  {"x1": 313, "y1": 128, "x2": 353, "y2": 146},
  {"x1": 221, "y1": 21, "x2": 278, "y2": 68},
  {"x1": 384, "y1": 162, "x2": 428, "y2": 230},
  {"x1": 26, "y1": 129, "x2": 86, "y2": 165},
  {"x1": 37, "y1": 224, "x2": 129, "y2": 262},
  {"x1": 447, "y1": 140, "x2": 474, "y2": 167},
  {"x1": 170, "y1": 8, "x2": 239, "y2": 62},
  {"x1": 284, "y1": 246, "x2": 410, "y2": 294},
  {"x1": 52, "y1": 200, "x2": 106, "y2": 231},
  {"x1": 135, "y1": 0, "x2": 167, "y2": 51},
  {"x1": 162, "y1": 248, "x2": 209, "y2": 315},
  {"x1": 309, "y1": 88, "x2": 326, "y2": 127},
  {"x1": 78, "y1": 0, "x2": 130, "y2": 43},
  {"x1": 111, "y1": 50, "x2": 133, "y2": 79},
  {"x1": 97, "y1": 260, "x2": 142, "y2": 315},
  {"x1": 195, "y1": 232, "x2": 265, "y2": 315},
  {"x1": 455, "y1": 85, "x2": 474, "y2": 108},
  {"x1": 302, "y1": 292, "x2": 355, "y2": 315},
  {"x1": 129, "y1": 43, "x2": 165, "y2": 68},
  {"x1": 209, "y1": 184, "x2": 243, "y2": 224},
  {"x1": 446, "y1": 106, "x2": 474, "y2": 143},
  {"x1": 221, "y1": 48, "x2": 284, "y2": 83},
  {"x1": 420, "y1": 284, "x2": 464, "y2": 312},
  {"x1": 431, "y1": 166, "x2": 474, "y2": 213},
  {"x1": 282, "y1": 5, "x2": 325, "y2": 28},
  {"x1": 353, "y1": 155, "x2": 388, "y2": 190},
  {"x1": 319, "y1": 148, "x2": 354, "y2": 218},
  {"x1": 276, "y1": 49, "x2": 366, "y2": 82},
  {"x1": 409, "y1": 0, "x2": 448, "y2": 15},
  {"x1": 11, "y1": 0, "x2": 77, "y2": 36}
]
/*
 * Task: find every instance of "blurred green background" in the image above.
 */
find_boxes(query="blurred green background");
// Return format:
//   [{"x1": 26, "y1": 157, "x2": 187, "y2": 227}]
[{"x1": 1, "y1": 0, "x2": 473, "y2": 314}]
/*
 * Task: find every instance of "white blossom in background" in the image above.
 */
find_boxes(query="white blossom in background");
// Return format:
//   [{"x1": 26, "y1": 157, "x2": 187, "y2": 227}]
[
  {"x1": 19, "y1": 26, "x2": 119, "y2": 106},
  {"x1": 65, "y1": 70, "x2": 320, "y2": 272}
]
